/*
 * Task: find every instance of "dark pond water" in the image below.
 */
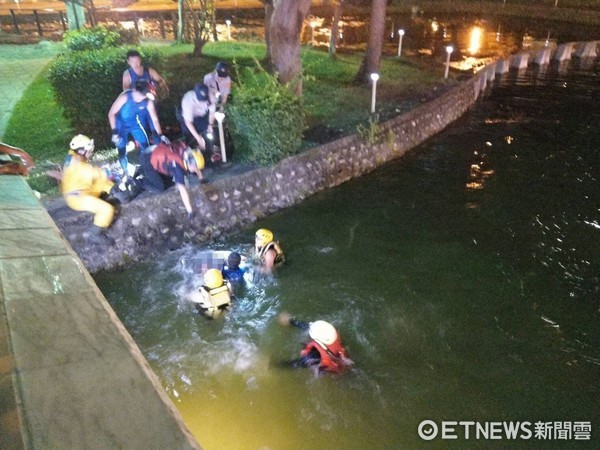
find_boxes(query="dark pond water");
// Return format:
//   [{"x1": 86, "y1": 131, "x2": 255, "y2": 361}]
[{"x1": 95, "y1": 56, "x2": 600, "y2": 448}]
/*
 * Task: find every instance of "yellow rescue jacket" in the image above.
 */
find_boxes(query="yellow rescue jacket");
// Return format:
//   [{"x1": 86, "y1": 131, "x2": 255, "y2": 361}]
[
  {"x1": 61, "y1": 156, "x2": 113, "y2": 197},
  {"x1": 197, "y1": 283, "x2": 232, "y2": 319}
]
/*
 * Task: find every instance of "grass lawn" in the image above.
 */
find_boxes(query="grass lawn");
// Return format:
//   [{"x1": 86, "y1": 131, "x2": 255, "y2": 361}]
[{"x1": 4, "y1": 40, "x2": 451, "y2": 193}]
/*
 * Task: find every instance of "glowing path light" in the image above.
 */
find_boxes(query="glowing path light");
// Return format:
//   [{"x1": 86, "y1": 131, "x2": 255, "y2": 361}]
[
  {"x1": 444, "y1": 46, "x2": 453, "y2": 79},
  {"x1": 397, "y1": 29, "x2": 405, "y2": 57}
]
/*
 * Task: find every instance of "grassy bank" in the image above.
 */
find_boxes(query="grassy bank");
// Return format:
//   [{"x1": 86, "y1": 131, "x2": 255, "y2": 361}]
[{"x1": 4, "y1": 41, "x2": 449, "y2": 193}]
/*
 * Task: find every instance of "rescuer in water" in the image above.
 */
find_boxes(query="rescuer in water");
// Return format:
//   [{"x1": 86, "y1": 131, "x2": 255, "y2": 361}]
[
  {"x1": 188, "y1": 268, "x2": 233, "y2": 319},
  {"x1": 254, "y1": 228, "x2": 285, "y2": 273},
  {"x1": 277, "y1": 312, "x2": 350, "y2": 374}
]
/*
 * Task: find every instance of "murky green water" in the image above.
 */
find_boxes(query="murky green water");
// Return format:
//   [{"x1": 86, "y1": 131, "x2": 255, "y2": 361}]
[{"x1": 96, "y1": 61, "x2": 599, "y2": 448}]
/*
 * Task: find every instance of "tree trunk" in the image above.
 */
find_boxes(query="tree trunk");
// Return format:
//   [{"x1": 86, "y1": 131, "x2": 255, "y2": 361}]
[
  {"x1": 211, "y1": 11, "x2": 218, "y2": 41},
  {"x1": 269, "y1": 0, "x2": 311, "y2": 96},
  {"x1": 263, "y1": 0, "x2": 274, "y2": 68},
  {"x1": 193, "y1": 38, "x2": 206, "y2": 56},
  {"x1": 328, "y1": 0, "x2": 343, "y2": 57},
  {"x1": 354, "y1": 0, "x2": 386, "y2": 83}
]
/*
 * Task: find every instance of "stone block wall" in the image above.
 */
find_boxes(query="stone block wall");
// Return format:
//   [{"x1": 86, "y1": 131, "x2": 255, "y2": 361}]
[{"x1": 54, "y1": 78, "x2": 481, "y2": 273}]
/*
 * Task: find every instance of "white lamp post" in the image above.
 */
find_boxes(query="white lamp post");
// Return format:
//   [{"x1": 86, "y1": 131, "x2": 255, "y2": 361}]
[
  {"x1": 444, "y1": 45, "x2": 453, "y2": 79},
  {"x1": 397, "y1": 29, "x2": 405, "y2": 57},
  {"x1": 225, "y1": 19, "x2": 231, "y2": 41},
  {"x1": 310, "y1": 21, "x2": 317, "y2": 46},
  {"x1": 370, "y1": 73, "x2": 379, "y2": 113},
  {"x1": 214, "y1": 111, "x2": 227, "y2": 163}
]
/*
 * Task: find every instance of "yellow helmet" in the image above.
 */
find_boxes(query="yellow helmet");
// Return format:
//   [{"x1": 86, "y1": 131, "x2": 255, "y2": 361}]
[
  {"x1": 69, "y1": 134, "x2": 94, "y2": 153},
  {"x1": 255, "y1": 228, "x2": 274, "y2": 247},
  {"x1": 203, "y1": 268, "x2": 223, "y2": 289},
  {"x1": 309, "y1": 320, "x2": 338, "y2": 346},
  {"x1": 184, "y1": 149, "x2": 205, "y2": 171}
]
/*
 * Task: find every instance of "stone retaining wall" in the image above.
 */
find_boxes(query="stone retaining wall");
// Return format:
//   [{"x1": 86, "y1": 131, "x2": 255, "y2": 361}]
[
  {"x1": 54, "y1": 77, "x2": 482, "y2": 273},
  {"x1": 53, "y1": 38, "x2": 598, "y2": 273}
]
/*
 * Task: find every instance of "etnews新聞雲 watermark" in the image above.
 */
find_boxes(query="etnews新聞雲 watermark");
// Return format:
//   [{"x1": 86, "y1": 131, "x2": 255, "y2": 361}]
[{"x1": 418, "y1": 420, "x2": 592, "y2": 441}]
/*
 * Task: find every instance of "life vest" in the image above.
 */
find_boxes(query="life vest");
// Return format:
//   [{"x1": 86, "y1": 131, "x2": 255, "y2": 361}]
[
  {"x1": 196, "y1": 283, "x2": 232, "y2": 319},
  {"x1": 300, "y1": 337, "x2": 348, "y2": 373},
  {"x1": 150, "y1": 143, "x2": 185, "y2": 176},
  {"x1": 257, "y1": 241, "x2": 285, "y2": 266}
]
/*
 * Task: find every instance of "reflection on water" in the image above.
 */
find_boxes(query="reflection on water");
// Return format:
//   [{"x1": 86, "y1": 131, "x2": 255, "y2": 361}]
[
  {"x1": 96, "y1": 59, "x2": 600, "y2": 448},
  {"x1": 302, "y1": 12, "x2": 599, "y2": 72}
]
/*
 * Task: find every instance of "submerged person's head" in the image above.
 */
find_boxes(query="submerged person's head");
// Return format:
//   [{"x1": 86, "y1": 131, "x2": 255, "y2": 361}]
[{"x1": 227, "y1": 252, "x2": 241, "y2": 269}]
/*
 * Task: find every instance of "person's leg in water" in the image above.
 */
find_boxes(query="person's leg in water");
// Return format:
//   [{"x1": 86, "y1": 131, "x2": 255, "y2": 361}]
[{"x1": 277, "y1": 347, "x2": 321, "y2": 369}]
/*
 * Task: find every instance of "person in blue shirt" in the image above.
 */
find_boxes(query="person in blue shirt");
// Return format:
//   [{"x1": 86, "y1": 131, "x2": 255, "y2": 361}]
[
  {"x1": 221, "y1": 252, "x2": 247, "y2": 284},
  {"x1": 122, "y1": 49, "x2": 168, "y2": 95},
  {"x1": 108, "y1": 78, "x2": 163, "y2": 173}
]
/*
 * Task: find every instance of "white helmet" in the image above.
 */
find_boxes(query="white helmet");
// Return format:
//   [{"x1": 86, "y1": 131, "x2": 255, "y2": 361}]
[
  {"x1": 309, "y1": 320, "x2": 338, "y2": 346},
  {"x1": 69, "y1": 134, "x2": 94, "y2": 153}
]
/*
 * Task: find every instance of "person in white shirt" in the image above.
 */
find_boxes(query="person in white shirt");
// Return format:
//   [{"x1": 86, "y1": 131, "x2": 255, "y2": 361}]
[
  {"x1": 203, "y1": 61, "x2": 231, "y2": 109},
  {"x1": 179, "y1": 83, "x2": 216, "y2": 155}
]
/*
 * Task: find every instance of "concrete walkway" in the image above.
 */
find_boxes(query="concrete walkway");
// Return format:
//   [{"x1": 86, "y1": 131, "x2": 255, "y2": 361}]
[
  {"x1": 0, "y1": 42, "x2": 60, "y2": 140},
  {"x1": 0, "y1": 175, "x2": 201, "y2": 449}
]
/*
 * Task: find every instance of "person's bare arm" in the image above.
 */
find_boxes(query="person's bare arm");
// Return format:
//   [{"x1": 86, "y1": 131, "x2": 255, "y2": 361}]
[
  {"x1": 149, "y1": 68, "x2": 168, "y2": 93},
  {"x1": 147, "y1": 101, "x2": 162, "y2": 135},
  {"x1": 176, "y1": 182, "x2": 193, "y2": 214},
  {"x1": 122, "y1": 70, "x2": 132, "y2": 91},
  {"x1": 108, "y1": 94, "x2": 127, "y2": 130},
  {"x1": 184, "y1": 118, "x2": 206, "y2": 150}
]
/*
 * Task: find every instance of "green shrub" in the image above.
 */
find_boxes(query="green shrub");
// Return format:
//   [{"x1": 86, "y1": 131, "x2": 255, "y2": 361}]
[
  {"x1": 63, "y1": 26, "x2": 121, "y2": 52},
  {"x1": 47, "y1": 46, "x2": 160, "y2": 146},
  {"x1": 105, "y1": 24, "x2": 140, "y2": 47},
  {"x1": 227, "y1": 62, "x2": 305, "y2": 165}
]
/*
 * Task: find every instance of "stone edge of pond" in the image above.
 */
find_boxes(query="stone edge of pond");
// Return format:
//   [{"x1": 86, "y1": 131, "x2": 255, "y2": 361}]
[
  {"x1": 0, "y1": 175, "x2": 202, "y2": 449},
  {"x1": 50, "y1": 41, "x2": 599, "y2": 274}
]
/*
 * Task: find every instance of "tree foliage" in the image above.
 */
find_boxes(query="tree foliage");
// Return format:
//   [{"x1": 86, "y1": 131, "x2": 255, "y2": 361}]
[
  {"x1": 227, "y1": 61, "x2": 305, "y2": 165},
  {"x1": 181, "y1": 0, "x2": 217, "y2": 56},
  {"x1": 47, "y1": 45, "x2": 160, "y2": 146}
]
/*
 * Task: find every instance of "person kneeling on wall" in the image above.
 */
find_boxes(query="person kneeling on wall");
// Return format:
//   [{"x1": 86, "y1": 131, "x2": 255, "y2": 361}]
[
  {"x1": 136, "y1": 140, "x2": 206, "y2": 220},
  {"x1": 189, "y1": 269, "x2": 233, "y2": 319},
  {"x1": 61, "y1": 134, "x2": 131, "y2": 246},
  {"x1": 277, "y1": 312, "x2": 351, "y2": 375}
]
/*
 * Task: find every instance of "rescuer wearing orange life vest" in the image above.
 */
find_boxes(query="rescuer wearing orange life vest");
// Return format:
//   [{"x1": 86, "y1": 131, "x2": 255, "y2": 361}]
[
  {"x1": 277, "y1": 312, "x2": 350, "y2": 374},
  {"x1": 137, "y1": 140, "x2": 205, "y2": 219}
]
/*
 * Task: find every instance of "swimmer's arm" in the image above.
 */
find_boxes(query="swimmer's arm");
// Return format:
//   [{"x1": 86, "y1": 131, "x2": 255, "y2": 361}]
[{"x1": 289, "y1": 318, "x2": 309, "y2": 330}]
